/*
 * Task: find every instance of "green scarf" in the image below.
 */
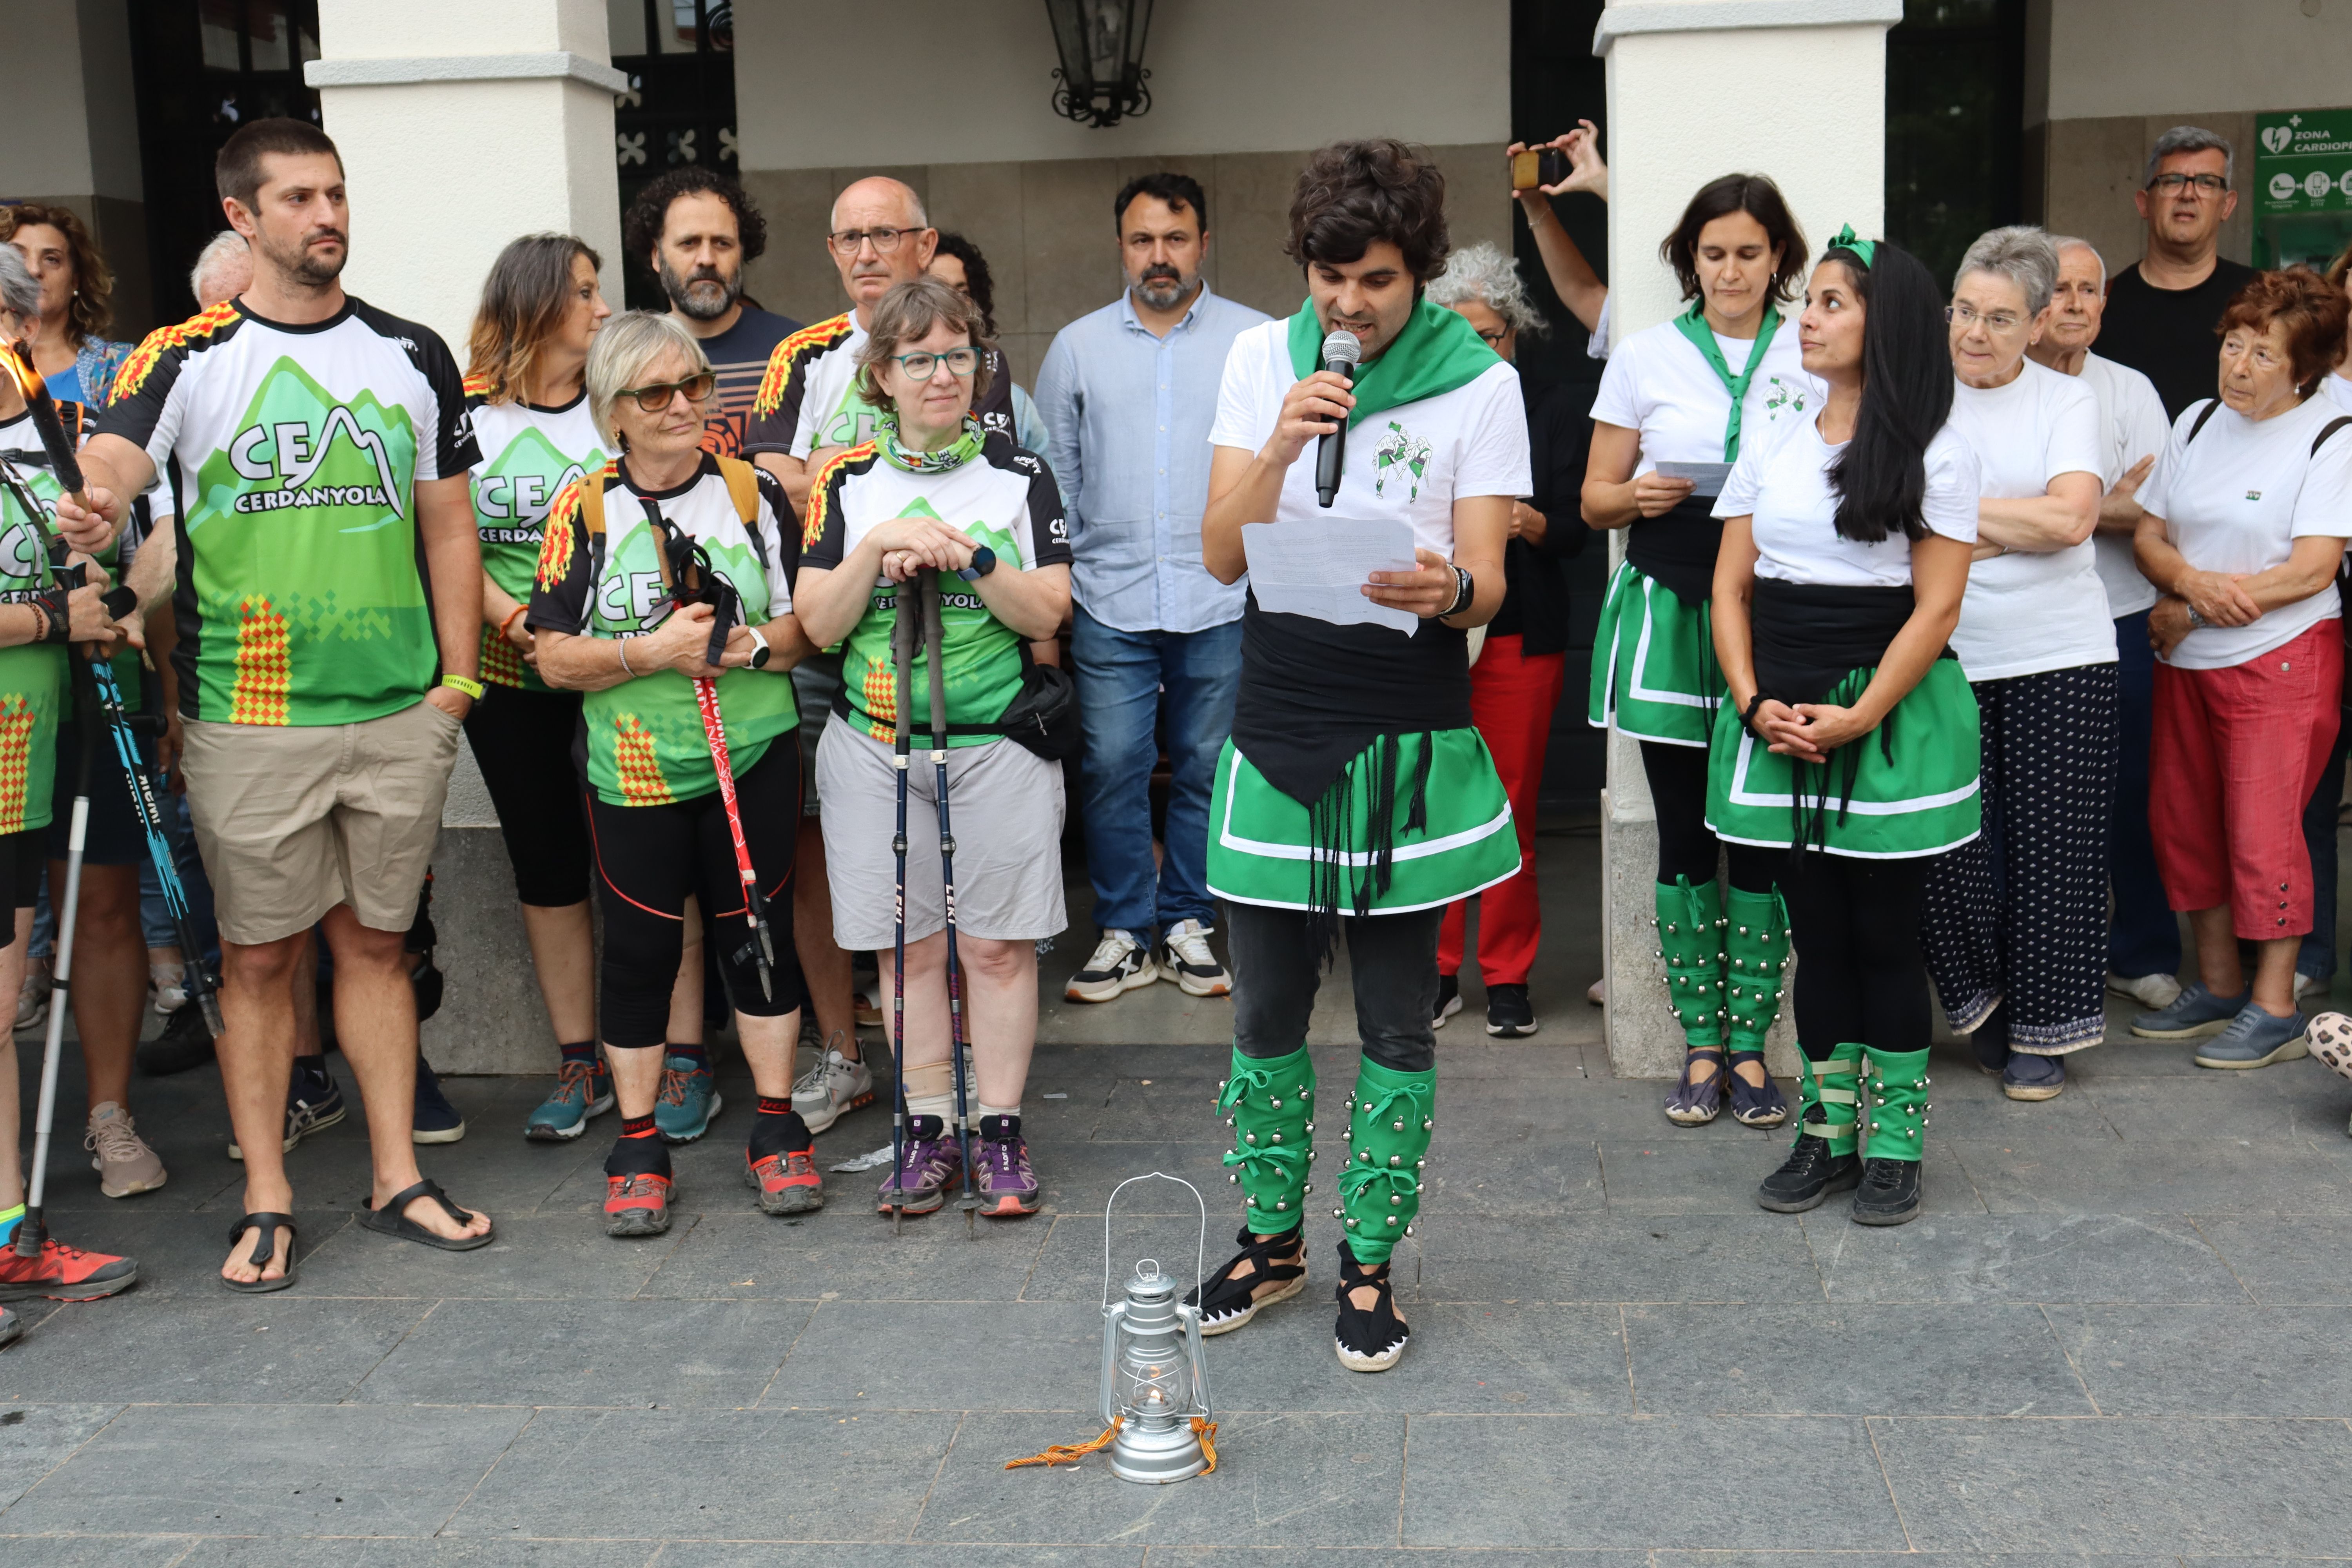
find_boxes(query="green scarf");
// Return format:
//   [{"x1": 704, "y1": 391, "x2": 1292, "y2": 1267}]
[
  {"x1": 878, "y1": 412, "x2": 983, "y2": 474},
  {"x1": 1286, "y1": 296, "x2": 1499, "y2": 427},
  {"x1": 1670, "y1": 298, "x2": 1783, "y2": 463}
]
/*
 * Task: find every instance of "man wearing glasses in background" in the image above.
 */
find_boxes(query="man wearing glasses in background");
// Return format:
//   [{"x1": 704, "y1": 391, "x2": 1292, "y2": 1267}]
[{"x1": 2096, "y1": 126, "x2": 2259, "y2": 418}]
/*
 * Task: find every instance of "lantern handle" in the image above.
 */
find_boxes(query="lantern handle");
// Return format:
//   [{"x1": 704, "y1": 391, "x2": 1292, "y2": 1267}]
[{"x1": 1101, "y1": 1172, "x2": 1207, "y2": 1314}]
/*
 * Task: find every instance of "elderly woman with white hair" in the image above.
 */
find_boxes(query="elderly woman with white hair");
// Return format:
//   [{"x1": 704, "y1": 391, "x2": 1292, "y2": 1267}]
[
  {"x1": 1920, "y1": 225, "x2": 2111, "y2": 1101},
  {"x1": 1423, "y1": 242, "x2": 1588, "y2": 1036}
]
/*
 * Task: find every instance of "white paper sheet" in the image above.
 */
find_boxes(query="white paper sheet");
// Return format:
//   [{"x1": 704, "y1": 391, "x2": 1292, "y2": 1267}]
[
  {"x1": 1240, "y1": 517, "x2": 1420, "y2": 635},
  {"x1": 1656, "y1": 460, "x2": 1734, "y2": 497}
]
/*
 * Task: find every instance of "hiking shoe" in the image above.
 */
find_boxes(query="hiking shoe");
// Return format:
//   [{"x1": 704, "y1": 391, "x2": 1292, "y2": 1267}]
[
  {"x1": 604, "y1": 1172, "x2": 675, "y2": 1236},
  {"x1": 1486, "y1": 982, "x2": 1537, "y2": 1037},
  {"x1": 746, "y1": 1147, "x2": 825, "y2": 1214},
  {"x1": 1432, "y1": 973, "x2": 1463, "y2": 1029},
  {"x1": 1065, "y1": 929, "x2": 1154, "y2": 1002},
  {"x1": 526, "y1": 1060, "x2": 613, "y2": 1141},
  {"x1": 137, "y1": 994, "x2": 216, "y2": 1077},
  {"x1": 0, "y1": 1232, "x2": 138, "y2": 1301},
  {"x1": 2002, "y1": 1052, "x2": 2066, "y2": 1101},
  {"x1": 15, "y1": 955, "x2": 49, "y2": 1032},
  {"x1": 1159, "y1": 919, "x2": 1231, "y2": 997},
  {"x1": 84, "y1": 1103, "x2": 166, "y2": 1198},
  {"x1": 877, "y1": 1114, "x2": 961, "y2": 1216},
  {"x1": 2131, "y1": 981, "x2": 2250, "y2": 1040},
  {"x1": 2193, "y1": 1004, "x2": 2309, "y2": 1069},
  {"x1": 1850, "y1": 1158, "x2": 1923, "y2": 1226},
  {"x1": 973, "y1": 1114, "x2": 1040, "y2": 1216},
  {"x1": 655, "y1": 1056, "x2": 722, "y2": 1143},
  {"x1": 414, "y1": 1056, "x2": 466, "y2": 1144},
  {"x1": 1757, "y1": 1129, "x2": 1860, "y2": 1212},
  {"x1": 230, "y1": 1063, "x2": 345, "y2": 1161},
  {"x1": 791, "y1": 1034, "x2": 875, "y2": 1134},
  {"x1": 2107, "y1": 970, "x2": 2182, "y2": 1011}
]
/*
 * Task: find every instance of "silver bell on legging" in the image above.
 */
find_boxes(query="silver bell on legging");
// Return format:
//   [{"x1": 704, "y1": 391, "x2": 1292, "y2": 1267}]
[{"x1": 1099, "y1": 1258, "x2": 1216, "y2": 1483}]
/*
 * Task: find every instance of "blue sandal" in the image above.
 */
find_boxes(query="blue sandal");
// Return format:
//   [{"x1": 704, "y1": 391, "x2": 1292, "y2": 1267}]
[
  {"x1": 1727, "y1": 1052, "x2": 1788, "y2": 1127},
  {"x1": 1665, "y1": 1046, "x2": 1726, "y2": 1126}
]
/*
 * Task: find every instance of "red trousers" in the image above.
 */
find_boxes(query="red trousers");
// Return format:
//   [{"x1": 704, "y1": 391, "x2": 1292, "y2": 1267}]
[
  {"x1": 1439, "y1": 635, "x2": 1568, "y2": 985},
  {"x1": 2151, "y1": 618, "x2": 2343, "y2": 941}
]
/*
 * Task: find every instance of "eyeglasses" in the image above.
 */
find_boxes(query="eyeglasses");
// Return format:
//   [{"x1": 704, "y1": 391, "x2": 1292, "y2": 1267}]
[
  {"x1": 618, "y1": 373, "x2": 715, "y2": 413},
  {"x1": 2148, "y1": 172, "x2": 2229, "y2": 196},
  {"x1": 1472, "y1": 327, "x2": 1509, "y2": 347},
  {"x1": 1945, "y1": 303, "x2": 2026, "y2": 335},
  {"x1": 891, "y1": 347, "x2": 981, "y2": 381},
  {"x1": 828, "y1": 226, "x2": 927, "y2": 256}
]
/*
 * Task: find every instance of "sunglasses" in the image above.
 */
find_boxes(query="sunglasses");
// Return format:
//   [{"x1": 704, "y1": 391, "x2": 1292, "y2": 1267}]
[{"x1": 618, "y1": 372, "x2": 716, "y2": 413}]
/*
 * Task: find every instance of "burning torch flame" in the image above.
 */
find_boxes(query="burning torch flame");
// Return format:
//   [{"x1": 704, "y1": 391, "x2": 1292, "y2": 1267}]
[{"x1": 1, "y1": 339, "x2": 87, "y2": 503}]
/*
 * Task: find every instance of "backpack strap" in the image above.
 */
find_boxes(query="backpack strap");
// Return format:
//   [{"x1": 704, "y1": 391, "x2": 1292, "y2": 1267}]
[
  {"x1": 2184, "y1": 398, "x2": 2223, "y2": 446},
  {"x1": 2313, "y1": 416, "x2": 2352, "y2": 458},
  {"x1": 717, "y1": 454, "x2": 760, "y2": 524}
]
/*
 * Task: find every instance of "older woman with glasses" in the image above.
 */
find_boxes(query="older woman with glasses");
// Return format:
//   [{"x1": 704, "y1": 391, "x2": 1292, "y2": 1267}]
[{"x1": 1920, "y1": 226, "x2": 2112, "y2": 1102}]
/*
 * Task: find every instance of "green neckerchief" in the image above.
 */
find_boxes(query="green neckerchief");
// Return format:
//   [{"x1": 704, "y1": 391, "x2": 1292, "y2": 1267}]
[
  {"x1": 1285, "y1": 296, "x2": 1498, "y2": 427},
  {"x1": 878, "y1": 412, "x2": 983, "y2": 474},
  {"x1": 1670, "y1": 298, "x2": 1783, "y2": 463}
]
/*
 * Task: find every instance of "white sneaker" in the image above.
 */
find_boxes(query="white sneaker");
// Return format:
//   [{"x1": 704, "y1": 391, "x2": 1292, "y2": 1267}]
[
  {"x1": 16, "y1": 955, "x2": 49, "y2": 1031},
  {"x1": 1158, "y1": 918, "x2": 1232, "y2": 997},
  {"x1": 1586, "y1": 976, "x2": 1606, "y2": 1006},
  {"x1": 150, "y1": 962, "x2": 189, "y2": 1016},
  {"x1": 1065, "y1": 929, "x2": 1155, "y2": 1002},
  {"x1": 2295, "y1": 971, "x2": 2327, "y2": 1002},
  {"x1": 2106, "y1": 970, "x2": 2182, "y2": 1011},
  {"x1": 791, "y1": 1033, "x2": 876, "y2": 1135}
]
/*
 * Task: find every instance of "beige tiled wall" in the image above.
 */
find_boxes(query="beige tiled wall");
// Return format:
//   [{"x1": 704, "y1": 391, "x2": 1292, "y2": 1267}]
[
  {"x1": 2036, "y1": 112, "x2": 2258, "y2": 273},
  {"x1": 739, "y1": 145, "x2": 1510, "y2": 384}
]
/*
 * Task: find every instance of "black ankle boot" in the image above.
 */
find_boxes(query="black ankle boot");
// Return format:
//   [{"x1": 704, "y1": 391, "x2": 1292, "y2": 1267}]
[
  {"x1": 1850, "y1": 1158, "x2": 1922, "y2": 1225},
  {"x1": 1757, "y1": 1122, "x2": 1860, "y2": 1213}
]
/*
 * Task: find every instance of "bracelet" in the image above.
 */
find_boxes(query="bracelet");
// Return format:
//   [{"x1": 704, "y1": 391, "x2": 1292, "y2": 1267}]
[
  {"x1": 499, "y1": 605, "x2": 528, "y2": 639},
  {"x1": 1740, "y1": 691, "x2": 1771, "y2": 737},
  {"x1": 31, "y1": 591, "x2": 68, "y2": 645},
  {"x1": 617, "y1": 637, "x2": 635, "y2": 675},
  {"x1": 1437, "y1": 564, "x2": 1474, "y2": 619},
  {"x1": 441, "y1": 674, "x2": 485, "y2": 701}
]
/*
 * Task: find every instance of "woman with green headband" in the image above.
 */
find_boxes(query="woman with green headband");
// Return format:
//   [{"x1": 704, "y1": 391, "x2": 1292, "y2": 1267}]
[
  {"x1": 1708, "y1": 230, "x2": 1983, "y2": 1228},
  {"x1": 1583, "y1": 174, "x2": 1817, "y2": 1130}
]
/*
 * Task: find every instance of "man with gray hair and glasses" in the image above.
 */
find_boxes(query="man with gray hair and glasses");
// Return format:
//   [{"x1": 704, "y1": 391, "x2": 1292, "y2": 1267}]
[{"x1": 2097, "y1": 126, "x2": 2259, "y2": 418}]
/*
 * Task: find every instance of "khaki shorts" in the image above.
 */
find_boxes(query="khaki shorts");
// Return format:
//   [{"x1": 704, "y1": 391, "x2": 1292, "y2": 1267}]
[{"x1": 182, "y1": 700, "x2": 462, "y2": 945}]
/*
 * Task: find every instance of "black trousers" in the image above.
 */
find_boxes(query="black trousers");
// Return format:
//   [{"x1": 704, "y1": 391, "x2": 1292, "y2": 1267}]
[
  {"x1": 1783, "y1": 850, "x2": 1932, "y2": 1058},
  {"x1": 464, "y1": 685, "x2": 592, "y2": 907},
  {"x1": 1641, "y1": 740, "x2": 1783, "y2": 892},
  {"x1": 1228, "y1": 901, "x2": 1444, "y2": 1073}
]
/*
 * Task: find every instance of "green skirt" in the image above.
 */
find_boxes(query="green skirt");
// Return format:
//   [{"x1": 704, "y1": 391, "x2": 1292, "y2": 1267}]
[
  {"x1": 1207, "y1": 728, "x2": 1518, "y2": 913},
  {"x1": 1589, "y1": 560, "x2": 1723, "y2": 748},
  {"x1": 1704, "y1": 659, "x2": 1982, "y2": 860}
]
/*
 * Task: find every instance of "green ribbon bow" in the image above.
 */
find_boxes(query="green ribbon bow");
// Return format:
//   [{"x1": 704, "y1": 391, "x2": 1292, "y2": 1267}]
[{"x1": 1827, "y1": 224, "x2": 1878, "y2": 270}]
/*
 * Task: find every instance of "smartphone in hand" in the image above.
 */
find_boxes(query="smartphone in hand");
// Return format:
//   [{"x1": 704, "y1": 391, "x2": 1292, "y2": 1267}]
[{"x1": 1510, "y1": 146, "x2": 1570, "y2": 190}]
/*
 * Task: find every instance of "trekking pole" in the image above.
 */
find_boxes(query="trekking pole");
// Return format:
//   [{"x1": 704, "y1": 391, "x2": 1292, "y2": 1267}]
[
  {"x1": 884, "y1": 589, "x2": 920, "y2": 1234},
  {"x1": 921, "y1": 571, "x2": 982, "y2": 1238},
  {"x1": 690, "y1": 675, "x2": 775, "y2": 1002}
]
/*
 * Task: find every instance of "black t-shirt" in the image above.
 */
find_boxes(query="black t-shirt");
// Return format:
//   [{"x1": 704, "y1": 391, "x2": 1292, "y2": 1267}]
[
  {"x1": 695, "y1": 305, "x2": 803, "y2": 458},
  {"x1": 2098, "y1": 258, "x2": 2259, "y2": 419},
  {"x1": 1488, "y1": 377, "x2": 1590, "y2": 650}
]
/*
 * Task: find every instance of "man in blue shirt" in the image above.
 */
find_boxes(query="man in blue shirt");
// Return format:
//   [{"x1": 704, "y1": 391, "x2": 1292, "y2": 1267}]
[{"x1": 1038, "y1": 174, "x2": 1268, "y2": 1004}]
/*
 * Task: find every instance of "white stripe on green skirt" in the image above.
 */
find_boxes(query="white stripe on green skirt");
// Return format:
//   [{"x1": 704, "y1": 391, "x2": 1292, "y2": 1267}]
[
  {"x1": 1588, "y1": 560, "x2": 1723, "y2": 748},
  {"x1": 1207, "y1": 728, "x2": 1519, "y2": 913}
]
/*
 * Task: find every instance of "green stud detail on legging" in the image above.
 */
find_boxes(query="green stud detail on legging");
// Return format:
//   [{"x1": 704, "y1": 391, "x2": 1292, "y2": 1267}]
[
  {"x1": 1861, "y1": 1045, "x2": 1930, "y2": 1163},
  {"x1": 1723, "y1": 886, "x2": 1790, "y2": 1054},
  {"x1": 1335, "y1": 1058, "x2": 1433, "y2": 1265},
  {"x1": 1218, "y1": 1044, "x2": 1314, "y2": 1234},
  {"x1": 1654, "y1": 877, "x2": 1728, "y2": 1047},
  {"x1": 1796, "y1": 1041, "x2": 1864, "y2": 1157}
]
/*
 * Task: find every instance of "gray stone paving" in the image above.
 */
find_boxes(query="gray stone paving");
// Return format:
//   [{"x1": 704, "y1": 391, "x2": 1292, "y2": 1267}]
[{"x1": 4, "y1": 829, "x2": 2352, "y2": 1561}]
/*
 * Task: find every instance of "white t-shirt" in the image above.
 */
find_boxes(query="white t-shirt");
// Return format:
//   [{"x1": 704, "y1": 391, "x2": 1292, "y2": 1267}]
[
  {"x1": 1590, "y1": 314, "x2": 1819, "y2": 472},
  {"x1": 2074, "y1": 352, "x2": 2171, "y2": 619},
  {"x1": 2326, "y1": 373, "x2": 2352, "y2": 417},
  {"x1": 2140, "y1": 393, "x2": 2352, "y2": 670},
  {"x1": 1716, "y1": 412, "x2": 1980, "y2": 587},
  {"x1": 1208, "y1": 319, "x2": 1531, "y2": 561},
  {"x1": 1945, "y1": 359, "x2": 2115, "y2": 680}
]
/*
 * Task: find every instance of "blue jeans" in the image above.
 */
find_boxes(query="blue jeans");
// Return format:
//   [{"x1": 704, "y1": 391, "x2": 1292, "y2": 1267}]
[
  {"x1": 2109, "y1": 610, "x2": 2181, "y2": 980},
  {"x1": 1071, "y1": 606, "x2": 1242, "y2": 935}
]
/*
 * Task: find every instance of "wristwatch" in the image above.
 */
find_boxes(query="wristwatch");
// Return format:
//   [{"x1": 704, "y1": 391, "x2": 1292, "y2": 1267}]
[
  {"x1": 748, "y1": 641, "x2": 772, "y2": 670},
  {"x1": 2185, "y1": 606, "x2": 2210, "y2": 630},
  {"x1": 956, "y1": 545, "x2": 998, "y2": 582},
  {"x1": 442, "y1": 674, "x2": 485, "y2": 701}
]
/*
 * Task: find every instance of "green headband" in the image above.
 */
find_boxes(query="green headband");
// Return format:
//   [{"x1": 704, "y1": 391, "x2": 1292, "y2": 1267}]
[{"x1": 1827, "y1": 224, "x2": 1877, "y2": 269}]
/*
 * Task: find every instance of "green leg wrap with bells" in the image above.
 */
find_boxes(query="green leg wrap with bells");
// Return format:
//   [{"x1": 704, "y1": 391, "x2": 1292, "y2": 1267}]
[
  {"x1": 1218, "y1": 1045, "x2": 1317, "y2": 1235},
  {"x1": 1723, "y1": 886, "x2": 1790, "y2": 1056},
  {"x1": 1653, "y1": 877, "x2": 1727, "y2": 1049},
  {"x1": 1797, "y1": 1041, "x2": 1864, "y2": 1157},
  {"x1": 1861, "y1": 1045, "x2": 1931, "y2": 1162},
  {"x1": 1334, "y1": 1058, "x2": 1434, "y2": 1265}
]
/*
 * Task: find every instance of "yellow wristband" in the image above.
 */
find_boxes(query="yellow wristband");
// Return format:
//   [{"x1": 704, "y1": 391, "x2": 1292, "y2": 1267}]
[{"x1": 441, "y1": 675, "x2": 485, "y2": 701}]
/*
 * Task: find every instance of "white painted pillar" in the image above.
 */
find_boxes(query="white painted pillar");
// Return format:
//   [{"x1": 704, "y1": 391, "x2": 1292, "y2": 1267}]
[
  {"x1": 305, "y1": 0, "x2": 626, "y2": 358},
  {"x1": 1596, "y1": 0, "x2": 1901, "y2": 1078}
]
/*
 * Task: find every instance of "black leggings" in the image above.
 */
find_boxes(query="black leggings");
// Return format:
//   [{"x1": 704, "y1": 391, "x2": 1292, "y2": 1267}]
[
  {"x1": 1781, "y1": 850, "x2": 1931, "y2": 1058},
  {"x1": 588, "y1": 739, "x2": 805, "y2": 1048},
  {"x1": 1640, "y1": 740, "x2": 1781, "y2": 892},
  {"x1": 1229, "y1": 901, "x2": 1443, "y2": 1074},
  {"x1": 465, "y1": 685, "x2": 592, "y2": 907}
]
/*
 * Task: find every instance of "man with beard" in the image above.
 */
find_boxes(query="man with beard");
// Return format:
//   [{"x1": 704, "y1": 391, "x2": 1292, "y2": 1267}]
[
  {"x1": 1034, "y1": 174, "x2": 1267, "y2": 1004},
  {"x1": 623, "y1": 169, "x2": 800, "y2": 459},
  {"x1": 62, "y1": 118, "x2": 492, "y2": 1289}
]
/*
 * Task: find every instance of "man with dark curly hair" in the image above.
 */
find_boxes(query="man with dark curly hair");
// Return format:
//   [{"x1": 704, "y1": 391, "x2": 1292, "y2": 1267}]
[
  {"x1": 622, "y1": 169, "x2": 799, "y2": 460},
  {"x1": 1185, "y1": 139, "x2": 1524, "y2": 1374}
]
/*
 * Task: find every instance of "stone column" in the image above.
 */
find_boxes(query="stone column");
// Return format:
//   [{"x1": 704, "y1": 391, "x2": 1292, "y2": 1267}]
[{"x1": 1595, "y1": 0, "x2": 1901, "y2": 1078}]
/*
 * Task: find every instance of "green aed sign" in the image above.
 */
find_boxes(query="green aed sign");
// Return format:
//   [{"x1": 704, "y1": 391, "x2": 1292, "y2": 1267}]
[{"x1": 2254, "y1": 107, "x2": 2352, "y2": 269}]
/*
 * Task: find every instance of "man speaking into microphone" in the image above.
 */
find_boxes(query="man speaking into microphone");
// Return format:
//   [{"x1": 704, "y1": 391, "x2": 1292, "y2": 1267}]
[{"x1": 1185, "y1": 139, "x2": 1526, "y2": 1377}]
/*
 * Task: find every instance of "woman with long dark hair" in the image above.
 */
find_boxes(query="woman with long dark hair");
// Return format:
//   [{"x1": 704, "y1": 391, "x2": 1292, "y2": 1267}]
[
  {"x1": 1584, "y1": 175, "x2": 1817, "y2": 1129},
  {"x1": 1708, "y1": 230, "x2": 1983, "y2": 1227}
]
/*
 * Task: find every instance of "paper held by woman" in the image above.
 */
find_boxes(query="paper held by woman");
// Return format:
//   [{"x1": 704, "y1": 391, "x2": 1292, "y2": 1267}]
[{"x1": 1240, "y1": 517, "x2": 1419, "y2": 633}]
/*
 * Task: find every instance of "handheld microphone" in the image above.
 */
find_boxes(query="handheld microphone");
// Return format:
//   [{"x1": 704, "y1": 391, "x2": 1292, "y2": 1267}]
[{"x1": 1314, "y1": 329, "x2": 1361, "y2": 508}]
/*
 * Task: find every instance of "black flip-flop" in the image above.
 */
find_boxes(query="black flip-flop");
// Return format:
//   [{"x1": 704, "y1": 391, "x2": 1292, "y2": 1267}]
[
  {"x1": 223, "y1": 1212, "x2": 297, "y2": 1294},
  {"x1": 359, "y1": 1178, "x2": 494, "y2": 1251}
]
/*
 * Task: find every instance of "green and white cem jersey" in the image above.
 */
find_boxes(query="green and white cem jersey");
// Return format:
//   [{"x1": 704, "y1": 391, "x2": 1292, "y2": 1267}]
[
  {"x1": 465, "y1": 382, "x2": 608, "y2": 692},
  {"x1": 526, "y1": 455, "x2": 799, "y2": 807},
  {"x1": 1704, "y1": 415, "x2": 1985, "y2": 859},
  {"x1": 0, "y1": 415, "x2": 71, "y2": 834},
  {"x1": 1203, "y1": 305, "x2": 1526, "y2": 914},
  {"x1": 1589, "y1": 311, "x2": 1818, "y2": 747}
]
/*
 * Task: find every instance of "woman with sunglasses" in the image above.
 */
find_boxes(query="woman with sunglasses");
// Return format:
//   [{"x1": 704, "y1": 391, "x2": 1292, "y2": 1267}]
[
  {"x1": 528, "y1": 311, "x2": 818, "y2": 1239},
  {"x1": 791, "y1": 276, "x2": 1073, "y2": 1223}
]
